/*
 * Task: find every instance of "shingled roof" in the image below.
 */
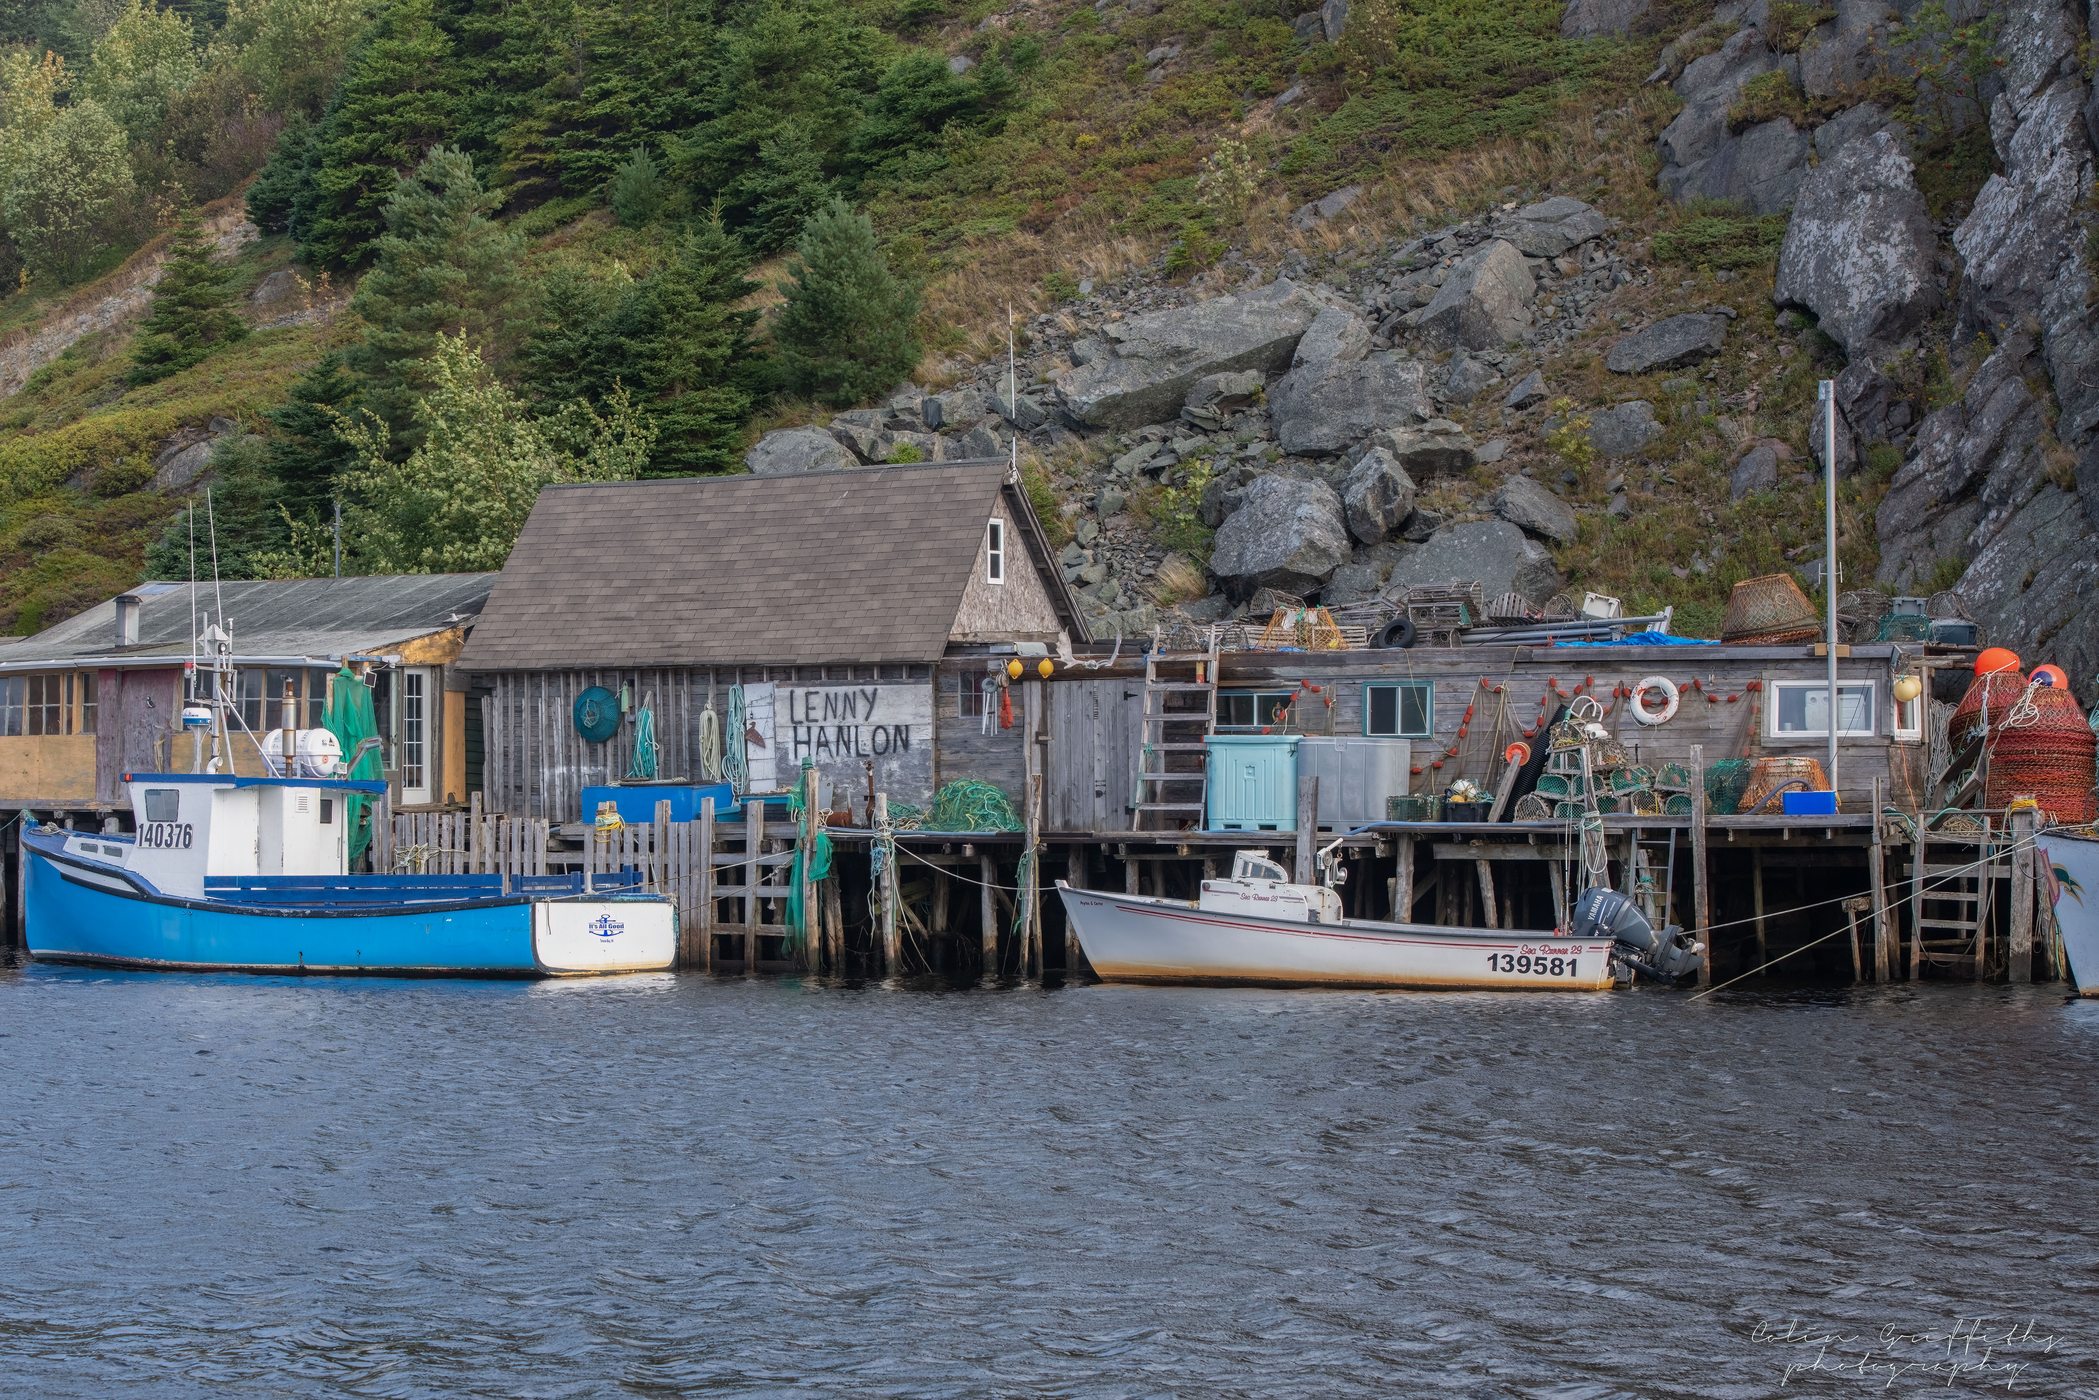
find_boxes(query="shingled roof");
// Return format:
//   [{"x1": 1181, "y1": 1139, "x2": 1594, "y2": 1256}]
[{"x1": 457, "y1": 461, "x2": 1082, "y2": 671}]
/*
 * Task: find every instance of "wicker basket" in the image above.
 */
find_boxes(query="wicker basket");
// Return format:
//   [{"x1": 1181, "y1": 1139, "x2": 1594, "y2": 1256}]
[
  {"x1": 1949, "y1": 671, "x2": 2030, "y2": 746},
  {"x1": 1738, "y1": 756, "x2": 1833, "y2": 814},
  {"x1": 1720, "y1": 573, "x2": 1820, "y2": 645}
]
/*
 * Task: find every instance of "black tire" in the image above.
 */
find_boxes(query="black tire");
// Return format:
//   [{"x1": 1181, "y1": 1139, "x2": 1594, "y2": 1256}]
[{"x1": 1376, "y1": 615, "x2": 1417, "y2": 649}]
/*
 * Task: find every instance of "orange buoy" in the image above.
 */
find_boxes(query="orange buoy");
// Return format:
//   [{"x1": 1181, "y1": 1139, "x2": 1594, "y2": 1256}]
[
  {"x1": 1976, "y1": 647, "x2": 2022, "y2": 675},
  {"x1": 2032, "y1": 664, "x2": 2069, "y2": 690},
  {"x1": 1504, "y1": 741, "x2": 1531, "y2": 766}
]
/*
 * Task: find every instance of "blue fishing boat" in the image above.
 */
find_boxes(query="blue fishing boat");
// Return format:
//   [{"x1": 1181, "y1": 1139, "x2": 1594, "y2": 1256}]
[{"x1": 24, "y1": 772, "x2": 676, "y2": 976}]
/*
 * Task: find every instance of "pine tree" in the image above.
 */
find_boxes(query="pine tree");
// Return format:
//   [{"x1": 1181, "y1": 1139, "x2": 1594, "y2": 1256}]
[
  {"x1": 607, "y1": 216, "x2": 764, "y2": 475},
  {"x1": 606, "y1": 143, "x2": 666, "y2": 227},
  {"x1": 773, "y1": 198, "x2": 920, "y2": 408},
  {"x1": 245, "y1": 110, "x2": 312, "y2": 235},
  {"x1": 260, "y1": 350, "x2": 363, "y2": 508},
  {"x1": 341, "y1": 144, "x2": 520, "y2": 449},
  {"x1": 128, "y1": 211, "x2": 247, "y2": 385},
  {"x1": 294, "y1": 0, "x2": 457, "y2": 267},
  {"x1": 517, "y1": 260, "x2": 622, "y2": 408}
]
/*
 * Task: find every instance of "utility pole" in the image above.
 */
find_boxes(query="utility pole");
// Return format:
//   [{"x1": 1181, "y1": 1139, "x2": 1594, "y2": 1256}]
[
  {"x1": 333, "y1": 497, "x2": 342, "y2": 579},
  {"x1": 1819, "y1": 378, "x2": 1839, "y2": 793}
]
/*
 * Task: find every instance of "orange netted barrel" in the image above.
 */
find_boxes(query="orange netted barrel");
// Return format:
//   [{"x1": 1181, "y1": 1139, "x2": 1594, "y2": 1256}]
[{"x1": 1950, "y1": 671, "x2": 2030, "y2": 746}]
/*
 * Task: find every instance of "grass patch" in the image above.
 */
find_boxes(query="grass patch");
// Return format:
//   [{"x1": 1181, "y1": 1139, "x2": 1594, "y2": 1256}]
[{"x1": 1650, "y1": 204, "x2": 1789, "y2": 270}]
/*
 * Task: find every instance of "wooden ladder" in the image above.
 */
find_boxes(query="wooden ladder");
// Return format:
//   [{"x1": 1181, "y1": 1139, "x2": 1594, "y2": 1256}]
[
  {"x1": 1910, "y1": 819, "x2": 2007, "y2": 975},
  {"x1": 1133, "y1": 637, "x2": 1219, "y2": 832}
]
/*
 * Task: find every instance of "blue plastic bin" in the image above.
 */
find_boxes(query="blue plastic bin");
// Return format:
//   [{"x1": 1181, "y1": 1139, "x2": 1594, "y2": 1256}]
[
  {"x1": 580, "y1": 782, "x2": 738, "y2": 825},
  {"x1": 1780, "y1": 789, "x2": 1838, "y2": 816},
  {"x1": 1206, "y1": 735, "x2": 1301, "y2": 831}
]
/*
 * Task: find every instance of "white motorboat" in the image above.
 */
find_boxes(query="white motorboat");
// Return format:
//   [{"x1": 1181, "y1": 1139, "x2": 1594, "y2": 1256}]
[
  {"x1": 1056, "y1": 850, "x2": 1703, "y2": 991},
  {"x1": 2036, "y1": 829, "x2": 2099, "y2": 995}
]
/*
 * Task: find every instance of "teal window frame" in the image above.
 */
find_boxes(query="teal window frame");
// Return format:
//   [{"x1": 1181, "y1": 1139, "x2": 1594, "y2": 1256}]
[{"x1": 1364, "y1": 681, "x2": 1433, "y2": 738}]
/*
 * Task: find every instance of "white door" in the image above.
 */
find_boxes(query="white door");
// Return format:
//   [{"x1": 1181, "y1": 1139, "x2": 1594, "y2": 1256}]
[{"x1": 395, "y1": 666, "x2": 435, "y2": 806}]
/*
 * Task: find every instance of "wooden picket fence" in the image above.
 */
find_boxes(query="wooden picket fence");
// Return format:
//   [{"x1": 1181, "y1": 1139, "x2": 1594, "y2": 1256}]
[{"x1": 378, "y1": 794, "x2": 799, "y2": 971}]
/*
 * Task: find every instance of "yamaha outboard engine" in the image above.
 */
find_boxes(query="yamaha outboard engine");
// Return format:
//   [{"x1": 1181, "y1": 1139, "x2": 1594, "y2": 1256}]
[{"x1": 1572, "y1": 887, "x2": 1705, "y2": 985}]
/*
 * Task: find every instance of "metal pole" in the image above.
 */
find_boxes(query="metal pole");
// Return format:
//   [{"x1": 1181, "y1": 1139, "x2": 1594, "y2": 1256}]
[
  {"x1": 1820, "y1": 378, "x2": 1839, "y2": 794},
  {"x1": 333, "y1": 497, "x2": 342, "y2": 578}
]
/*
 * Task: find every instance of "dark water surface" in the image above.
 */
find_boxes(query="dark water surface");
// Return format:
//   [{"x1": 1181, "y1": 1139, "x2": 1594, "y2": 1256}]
[{"x1": 3, "y1": 960, "x2": 2097, "y2": 1398}]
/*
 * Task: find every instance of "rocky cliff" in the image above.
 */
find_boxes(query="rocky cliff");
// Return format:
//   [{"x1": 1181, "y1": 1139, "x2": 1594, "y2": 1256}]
[{"x1": 755, "y1": 0, "x2": 2099, "y2": 675}]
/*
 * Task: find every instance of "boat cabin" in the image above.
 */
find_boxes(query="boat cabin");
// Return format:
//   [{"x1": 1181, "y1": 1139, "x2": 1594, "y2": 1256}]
[{"x1": 99, "y1": 774, "x2": 378, "y2": 897}]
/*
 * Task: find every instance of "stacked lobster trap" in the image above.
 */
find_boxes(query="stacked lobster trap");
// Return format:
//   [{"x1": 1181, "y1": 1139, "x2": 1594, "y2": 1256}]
[{"x1": 1511, "y1": 697, "x2": 1696, "y2": 820}]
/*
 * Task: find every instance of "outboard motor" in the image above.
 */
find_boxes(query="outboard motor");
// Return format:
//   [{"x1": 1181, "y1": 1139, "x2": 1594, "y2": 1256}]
[{"x1": 1572, "y1": 887, "x2": 1705, "y2": 985}]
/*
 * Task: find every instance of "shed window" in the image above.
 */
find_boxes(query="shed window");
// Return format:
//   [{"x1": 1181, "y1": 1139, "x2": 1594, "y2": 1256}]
[
  {"x1": 26, "y1": 673, "x2": 68, "y2": 735},
  {"x1": 1767, "y1": 680, "x2": 1876, "y2": 738},
  {"x1": 1364, "y1": 681, "x2": 1433, "y2": 738},
  {"x1": 77, "y1": 671, "x2": 96, "y2": 735},
  {"x1": 985, "y1": 518, "x2": 1005, "y2": 584},
  {"x1": 0, "y1": 676, "x2": 19, "y2": 735},
  {"x1": 237, "y1": 668, "x2": 329, "y2": 731},
  {"x1": 1217, "y1": 690, "x2": 1293, "y2": 731},
  {"x1": 953, "y1": 672, "x2": 991, "y2": 719}
]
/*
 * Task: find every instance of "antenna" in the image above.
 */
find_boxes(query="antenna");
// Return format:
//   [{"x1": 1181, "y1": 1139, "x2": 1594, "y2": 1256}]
[
  {"x1": 205, "y1": 485, "x2": 225, "y2": 630},
  {"x1": 186, "y1": 500, "x2": 198, "y2": 684}
]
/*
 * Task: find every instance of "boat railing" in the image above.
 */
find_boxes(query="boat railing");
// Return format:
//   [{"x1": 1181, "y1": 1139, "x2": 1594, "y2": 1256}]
[{"x1": 202, "y1": 870, "x2": 648, "y2": 905}]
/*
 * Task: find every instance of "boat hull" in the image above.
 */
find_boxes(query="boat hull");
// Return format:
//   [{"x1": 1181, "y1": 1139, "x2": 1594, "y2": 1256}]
[
  {"x1": 2037, "y1": 831, "x2": 2099, "y2": 996},
  {"x1": 25, "y1": 838, "x2": 676, "y2": 977},
  {"x1": 1058, "y1": 883, "x2": 1616, "y2": 990}
]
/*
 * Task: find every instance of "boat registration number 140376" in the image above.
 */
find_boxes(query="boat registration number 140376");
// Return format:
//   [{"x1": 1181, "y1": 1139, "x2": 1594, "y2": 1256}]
[
  {"x1": 138, "y1": 821, "x2": 194, "y2": 849},
  {"x1": 1485, "y1": 952, "x2": 1580, "y2": 976}
]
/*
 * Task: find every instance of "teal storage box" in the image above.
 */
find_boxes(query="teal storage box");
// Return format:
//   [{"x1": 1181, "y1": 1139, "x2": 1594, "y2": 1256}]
[{"x1": 1206, "y1": 735, "x2": 1301, "y2": 831}]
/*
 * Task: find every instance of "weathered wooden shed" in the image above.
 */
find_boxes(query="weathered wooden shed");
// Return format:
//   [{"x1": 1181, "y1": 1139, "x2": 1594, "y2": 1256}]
[
  {"x1": 0, "y1": 574, "x2": 494, "y2": 815},
  {"x1": 456, "y1": 460, "x2": 1088, "y2": 823}
]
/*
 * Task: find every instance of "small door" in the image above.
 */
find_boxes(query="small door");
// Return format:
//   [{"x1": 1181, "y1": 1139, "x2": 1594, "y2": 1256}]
[{"x1": 394, "y1": 667, "x2": 435, "y2": 806}]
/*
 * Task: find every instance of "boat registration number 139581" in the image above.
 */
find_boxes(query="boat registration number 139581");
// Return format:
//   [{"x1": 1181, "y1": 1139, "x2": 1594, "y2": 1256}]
[
  {"x1": 138, "y1": 821, "x2": 195, "y2": 849},
  {"x1": 1485, "y1": 952, "x2": 1579, "y2": 976}
]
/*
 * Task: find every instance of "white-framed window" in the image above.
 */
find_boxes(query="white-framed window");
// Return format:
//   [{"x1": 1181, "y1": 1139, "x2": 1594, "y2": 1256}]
[
  {"x1": 1364, "y1": 681, "x2": 1433, "y2": 738},
  {"x1": 1217, "y1": 690, "x2": 1294, "y2": 731},
  {"x1": 395, "y1": 667, "x2": 433, "y2": 805},
  {"x1": 1892, "y1": 687, "x2": 1924, "y2": 742},
  {"x1": 1766, "y1": 680, "x2": 1877, "y2": 739},
  {"x1": 985, "y1": 518, "x2": 1005, "y2": 584}
]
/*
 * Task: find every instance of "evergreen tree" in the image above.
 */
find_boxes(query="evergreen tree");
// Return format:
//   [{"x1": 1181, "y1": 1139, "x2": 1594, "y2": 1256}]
[
  {"x1": 245, "y1": 109, "x2": 312, "y2": 235},
  {"x1": 736, "y1": 121, "x2": 830, "y2": 254},
  {"x1": 141, "y1": 437, "x2": 293, "y2": 580},
  {"x1": 607, "y1": 216, "x2": 763, "y2": 475},
  {"x1": 341, "y1": 144, "x2": 520, "y2": 449},
  {"x1": 541, "y1": 0, "x2": 708, "y2": 198},
  {"x1": 516, "y1": 259, "x2": 622, "y2": 408},
  {"x1": 128, "y1": 211, "x2": 246, "y2": 384},
  {"x1": 773, "y1": 198, "x2": 919, "y2": 408},
  {"x1": 261, "y1": 350, "x2": 363, "y2": 509},
  {"x1": 294, "y1": 0, "x2": 457, "y2": 267},
  {"x1": 606, "y1": 143, "x2": 665, "y2": 227}
]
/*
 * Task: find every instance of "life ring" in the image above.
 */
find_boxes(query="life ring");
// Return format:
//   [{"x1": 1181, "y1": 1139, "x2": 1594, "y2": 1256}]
[{"x1": 1630, "y1": 675, "x2": 1679, "y2": 726}]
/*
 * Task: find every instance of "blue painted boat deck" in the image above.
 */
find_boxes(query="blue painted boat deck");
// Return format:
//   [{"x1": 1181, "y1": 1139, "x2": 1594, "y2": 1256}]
[{"x1": 200, "y1": 870, "x2": 645, "y2": 908}]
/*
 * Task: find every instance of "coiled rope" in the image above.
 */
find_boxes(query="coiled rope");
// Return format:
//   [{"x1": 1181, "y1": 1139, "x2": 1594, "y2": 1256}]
[
  {"x1": 697, "y1": 706, "x2": 722, "y2": 783},
  {"x1": 625, "y1": 705, "x2": 659, "y2": 780},
  {"x1": 723, "y1": 686, "x2": 748, "y2": 794}
]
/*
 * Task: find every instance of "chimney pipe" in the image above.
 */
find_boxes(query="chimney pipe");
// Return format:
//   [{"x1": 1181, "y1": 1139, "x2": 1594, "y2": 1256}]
[{"x1": 114, "y1": 594, "x2": 141, "y2": 648}]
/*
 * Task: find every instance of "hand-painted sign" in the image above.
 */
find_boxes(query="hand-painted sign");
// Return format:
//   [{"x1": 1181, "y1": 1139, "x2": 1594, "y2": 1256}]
[{"x1": 774, "y1": 683, "x2": 935, "y2": 810}]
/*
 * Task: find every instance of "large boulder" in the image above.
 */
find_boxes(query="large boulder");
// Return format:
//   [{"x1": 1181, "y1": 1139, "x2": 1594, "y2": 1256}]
[
  {"x1": 747, "y1": 426, "x2": 856, "y2": 474},
  {"x1": 1407, "y1": 239, "x2": 1535, "y2": 350},
  {"x1": 1208, "y1": 474, "x2": 1354, "y2": 597},
  {"x1": 1493, "y1": 196, "x2": 1607, "y2": 257},
  {"x1": 1604, "y1": 313, "x2": 1730, "y2": 374},
  {"x1": 1588, "y1": 401, "x2": 1661, "y2": 458},
  {"x1": 1730, "y1": 441, "x2": 1782, "y2": 500},
  {"x1": 1377, "y1": 419, "x2": 1477, "y2": 476},
  {"x1": 1181, "y1": 369, "x2": 1265, "y2": 428},
  {"x1": 1775, "y1": 132, "x2": 1939, "y2": 358},
  {"x1": 1054, "y1": 279, "x2": 1322, "y2": 429},
  {"x1": 1491, "y1": 475, "x2": 1578, "y2": 544},
  {"x1": 1656, "y1": 30, "x2": 1809, "y2": 214},
  {"x1": 1561, "y1": 0, "x2": 1649, "y2": 37},
  {"x1": 1269, "y1": 352, "x2": 1430, "y2": 455},
  {"x1": 1340, "y1": 446, "x2": 1417, "y2": 544},
  {"x1": 1384, "y1": 520, "x2": 1561, "y2": 604},
  {"x1": 1292, "y1": 303, "x2": 1372, "y2": 367}
]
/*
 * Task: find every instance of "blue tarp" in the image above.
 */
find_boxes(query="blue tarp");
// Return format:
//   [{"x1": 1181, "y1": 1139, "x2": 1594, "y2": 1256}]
[{"x1": 1553, "y1": 631, "x2": 1718, "y2": 647}]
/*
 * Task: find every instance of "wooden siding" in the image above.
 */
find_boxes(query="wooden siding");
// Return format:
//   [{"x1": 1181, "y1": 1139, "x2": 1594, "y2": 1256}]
[
  {"x1": 1045, "y1": 676, "x2": 1142, "y2": 832},
  {"x1": 932, "y1": 658, "x2": 1027, "y2": 807},
  {"x1": 950, "y1": 495, "x2": 1063, "y2": 644},
  {"x1": 95, "y1": 668, "x2": 179, "y2": 805},
  {"x1": 484, "y1": 664, "x2": 940, "y2": 821}
]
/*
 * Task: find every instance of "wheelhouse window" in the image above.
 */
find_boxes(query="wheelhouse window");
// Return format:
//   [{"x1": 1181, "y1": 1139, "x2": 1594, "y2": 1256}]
[
  {"x1": 1364, "y1": 681, "x2": 1433, "y2": 738},
  {"x1": 1216, "y1": 690, "x2": 1294, "y2": 731},
  {"x1": 985, "y1": 518, "x2": 1005, "y2": 584},
  {"x1": 1767, "y1": 680, "x2": 1876, "y2": 738},
  {"x1": 237, "y1": 668, "x2": 329, "y2": 731}
]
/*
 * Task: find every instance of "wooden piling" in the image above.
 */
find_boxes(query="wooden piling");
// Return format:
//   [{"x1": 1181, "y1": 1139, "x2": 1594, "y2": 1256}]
[
  {"x1": 875, "y1": 793, "x2": 899, "y2": 977},
  {"x1": 1869, "y1": 777, "x2": 1891, "y2": 981},
  {"x1": 1908, "y1": 811, "x2": 1926, "y2": 980},
  {"x1": 743, "y1": 797, "x2": 765, "y2": 974},
  {"x1": 1690, "y1": 744, "x2": 1710, "y2": 984},
  {"x1": 1394, "y1": 836, "x2": 1414, "y2": 923},
  {"x1": 2009, "y1": 805, "x2": 2036, "y2": 984},
  {"x1": 1294, "y1": 776, "x2": 1319, "y2": 883},
  {"x1": 979, "y1": 852, "x2": 998, "y2": 977},
  {"x1": 696, "y1": 797, "x2": 715, "y2": 971},
  {"x1": 1750, "y1": 849, "x2": 1767, "y2": 967}
]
